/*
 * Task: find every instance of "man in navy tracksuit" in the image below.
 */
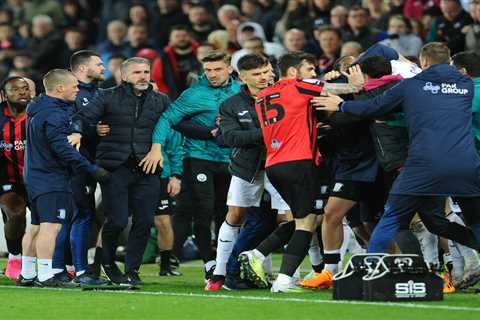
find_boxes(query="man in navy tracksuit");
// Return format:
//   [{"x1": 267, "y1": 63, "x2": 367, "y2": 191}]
[
  {"x1": 316, "y1": 42, "x2": 480, "y2": 253},
  {"x1": 18, "y1": 69, "x2": 109, "y2": 287},
  {"x1": 52, "y1": 50, "x2": 107, "y2": 285}
]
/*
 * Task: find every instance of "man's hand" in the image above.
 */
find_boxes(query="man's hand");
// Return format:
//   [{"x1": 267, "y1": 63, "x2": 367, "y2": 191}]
[
  {"x1": 96, "y1": 121, "x2": 110, "y2": 137},
  {"x1": 167, "y1": 177, "x2": 181, "y2": 197},
  {"x1": 343, "y1": 64, "x2": 364, "y2": 90},
  {"x1": 139, "y1": 143, "x2": 163, "y2": 174},
  {"x1": 323, "y1": 70, "x2": 341, "y2": 81},
  {"x1": 312, "y1": 92, "x2": 344, "y2": 112},
  {"x1": 210, "y1": 128, "x2": 219, "y2": 137},
  {"x1": 67, "y1": 133, "x2": 82, "y2": 151}
]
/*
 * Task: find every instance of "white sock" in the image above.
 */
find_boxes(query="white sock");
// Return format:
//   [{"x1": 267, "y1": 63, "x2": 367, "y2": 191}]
[
  {"x1": 204, "y1": 260, "x2": 216, "y2": 271},
  {"x1": 293, "y1": 267, "x2": 301, "y2": 281},
  {"x1": 412, "y1": 222, "x2": 439, "y2": 268},
  {"x1": 66, "y1": 265, "x2": 75, "y2": 273},
  {"x1": 37, "y1": 258, "x2": 54, "y2": 282},
  {"x1": 213, "y1": 221, "x2": 240, "y2": 277},
  {"x1": 308, "y1": 233, "x2": 323, "y2": 267},
  {"x1": 8, "y1": 253, "x2": 21, "y2": 260},
  {"x1": 340, "y1": 224, "x2": 350, "y2": 260},
  {"x1": 448, "y1": 242, "x2": 465, "y2": 283},
  {"x1": 52, "y1": 268, "x2": 64, "y2": 275},
  {"x1": 252, "y1": 249, "x2": 266, "y2": 263},
  {"x1": 276, "y1": 273, "x2": 292, "y2": 285},
  {"x1": 263, "y1": 254, "x2": 273, "y2": 275},
  {"x1": 324, "y1": 249, "x2": 340, "y2": 274},
  {"x1": 447, "y1": 213, "x2": 480, "y2": 270},
  {"x1": 21, "y1": 256, "x2": 37, "y2": 279}
]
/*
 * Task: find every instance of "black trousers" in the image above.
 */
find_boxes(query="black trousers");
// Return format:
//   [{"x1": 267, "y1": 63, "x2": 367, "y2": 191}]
[
  {"x1": 181, "y1": 158, "x2": 231, "y2": 263},
  {"x1": 100, "y1": 165, "x2": 160, "y2": 272}
]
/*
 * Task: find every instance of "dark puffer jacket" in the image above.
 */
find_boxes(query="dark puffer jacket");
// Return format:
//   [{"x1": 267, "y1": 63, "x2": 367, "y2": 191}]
[
  {"x1": 72, "y1": 82, "x2": 170, "y2": 170},
  {"x1": 219, "y1": 86, "x2": 264, "y2": 183}
]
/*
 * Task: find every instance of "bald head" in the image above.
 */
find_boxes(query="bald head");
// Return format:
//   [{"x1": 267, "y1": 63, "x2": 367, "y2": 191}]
[{"x1": 43, "y1": 69, "x2": 79, "y2": 102}]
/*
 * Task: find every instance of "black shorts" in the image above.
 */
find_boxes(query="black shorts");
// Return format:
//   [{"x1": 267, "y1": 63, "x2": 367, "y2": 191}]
[
  {"x1": 155, "y1": 178, "x2": 172, "y2": 216},
  {"x1": 266, "y1": 160, "x2": 318, "y2": 219},
  {"x1": 313, "y1": 162, "x2": 333, "y2": 214},
  {"x1": 30, "y1": 192, "x2": 74, "y2": 225},
  {"x1": 329, "y1": 180, "x2": 376, "y2": 202}
]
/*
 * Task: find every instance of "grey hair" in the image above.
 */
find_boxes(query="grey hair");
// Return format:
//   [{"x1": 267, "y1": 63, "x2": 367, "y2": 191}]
[
  {"x1": 218, "y1": 4, "x2": 240, "y2": 17},
  {"x1": 32, "y1": 15, "x2": 53, "y2": 26},
  {"x1": 120, "y1": 57, "x2": 151, "y2": 75}
]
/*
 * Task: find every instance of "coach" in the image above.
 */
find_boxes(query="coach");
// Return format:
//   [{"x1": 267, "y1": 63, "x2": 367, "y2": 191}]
[{"x1": 71, "y1": 57, "x2": 170, "y2": 285}]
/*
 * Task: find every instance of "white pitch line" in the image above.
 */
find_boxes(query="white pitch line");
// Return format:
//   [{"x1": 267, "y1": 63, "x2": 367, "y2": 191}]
[{"x1": 0, "y1": 285, "x2": 479, "y2": 312}]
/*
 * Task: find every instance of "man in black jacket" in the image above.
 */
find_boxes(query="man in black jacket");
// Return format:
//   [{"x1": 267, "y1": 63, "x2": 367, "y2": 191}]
[
  {"x1": 205, "y1": 54, "x2": 290, "y2": 291},
  {"x1": 70, "y1": 57, "x2": 170, "y2": 285}
]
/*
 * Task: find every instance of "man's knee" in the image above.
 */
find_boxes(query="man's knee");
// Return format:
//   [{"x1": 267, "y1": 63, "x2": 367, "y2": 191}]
[
  {"x1": 226, "y1": 206, "x2": 246, "y2": 225},
  {"x1": 154, "y1": 215, "x2": 171, "y2": 230},
  {"x1": 295, "y1": 214, "x2": 317, "y2": 231},
  {"x1": 39, "y1": 222, "x2": 62, "y2": 235}
]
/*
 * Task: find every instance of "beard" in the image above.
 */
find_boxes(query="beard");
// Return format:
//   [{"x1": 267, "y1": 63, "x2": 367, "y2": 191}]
[
  {"x1": 175, "y1": 42, "x2": 192, "y2": 51},
  {"x1": 8, "y1": 99, "x2": 29, "y2": 113},
  {"x1": 133, "y1": 82, "x2": 149, "y2": 91}
]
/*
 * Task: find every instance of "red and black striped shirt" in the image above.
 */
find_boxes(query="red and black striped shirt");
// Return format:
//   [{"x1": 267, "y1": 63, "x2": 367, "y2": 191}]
[{"x1": 0, "y1": 103, "x2": 27, "y2": 185}]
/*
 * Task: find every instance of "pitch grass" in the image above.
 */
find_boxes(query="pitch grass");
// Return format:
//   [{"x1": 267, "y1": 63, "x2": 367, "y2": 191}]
[{"x1": 0, "y1": 257, "x2": 479, "y2": 320}]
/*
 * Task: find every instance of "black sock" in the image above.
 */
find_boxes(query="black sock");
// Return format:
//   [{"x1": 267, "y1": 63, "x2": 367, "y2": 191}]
[
  {"x1": 323, "y1": 253, "x2": 341, "y2": 265},
  {"x1": 279, "y1": 230, "x2": 312, "y2": 277},
  {"x1": 160, "y1": 250, "x2": 171, "y2": 270},
  {"x1": 312, "y1": 263, "x2": 325, "y2": 273},
  {"x1": 93, "y1": 247, "x2": 103, "y2": 266},
  {"x1": 6, "y1": 237, "x2": 22, "y2": 256},
  {"x1": 257, "y1": 221, "x2": 295, "y2": 257}
]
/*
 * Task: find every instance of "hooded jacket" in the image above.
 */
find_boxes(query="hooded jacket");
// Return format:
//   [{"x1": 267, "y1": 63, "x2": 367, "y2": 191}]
[
  {"x1": 341, "y1": 64, "x2": 480, "y2": 196},
  {"x1": 25, "y1": 94, "x2": 95, "y2": 200},
  {"x1": 74, "y1": 80, "x2": 100, "y2": 160},
  {"x1": 153, "y1": 75, "x2": 241, "y2": 163}
]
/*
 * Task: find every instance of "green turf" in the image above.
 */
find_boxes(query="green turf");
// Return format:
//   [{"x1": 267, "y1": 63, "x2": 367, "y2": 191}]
[{"x1": 0, "y1": 257, "x2": 479, "y2": 320}]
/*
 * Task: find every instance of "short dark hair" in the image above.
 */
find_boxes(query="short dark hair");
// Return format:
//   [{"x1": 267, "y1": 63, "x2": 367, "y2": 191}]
[
  {"x1": 278, "y1": 52, "x2": 316, "y2": 77},
  {"x1": 70, "y1": 50, "x2": 100, "y2": 71},
  {"x1": 0, "y1": 76, "x2": 25, "y2": 93},
  {"x1": 349, "y1": 5, "x2": 368, "y2": 15},
  {"x1": 237, "y1": 54, "x2": 269, "y2": 71},
  {"x1": 316, "y1": 26, "x2": 342, "y2": 40},
  {"x1": 420, "y1": 42, "x2": 451, "y2": 65},
  {"x1": 360, "y1": 56, "x2": 392, "y2": 79},
  {"x1": 201, "y1": 50, "x2": 231, "y2": 64},
  {"x1": 108, "y1": 53, "x2": 127, "y2": 62},
  {"x1": 170, "y1": 25, "x2": 190, "y2": 33},
  {"x1": 452, "y1": 51, "x2": 480, "y2": 78}
]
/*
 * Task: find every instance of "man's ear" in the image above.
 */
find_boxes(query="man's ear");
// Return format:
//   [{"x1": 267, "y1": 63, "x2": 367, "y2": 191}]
[
  {"x1": 287, "y1": 66, "x2": 298, "y2": 78},
  {"x1": 458, "y1": 67, "x2": 468, "y2": 76},
  {"x1": 227, "y1": 65, "x2": 234, "y2": 75}
]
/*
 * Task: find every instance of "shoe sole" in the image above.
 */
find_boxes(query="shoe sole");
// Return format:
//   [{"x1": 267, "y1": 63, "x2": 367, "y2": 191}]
[
  {"x1": 458, "y1": 272, "x2": 480, "y2": 289},
  {"x1": 238, "y1": 254, "x2": 268, "y2": 289},
  {"x1": 101, "y1": 265, "x2": 131, "y2": 287}
]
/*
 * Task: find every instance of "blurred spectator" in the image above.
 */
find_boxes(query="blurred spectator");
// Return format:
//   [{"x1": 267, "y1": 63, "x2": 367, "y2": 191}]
[
  {"x1": 217, "y1": 4, "x2": 245, "y2": 45},
  {"x1": 231, "y1": 36, "x2": 277, "y2": 71},
  {"x1": 24, "y1": 0, "x2": 65, "y2": 27},
  {"x1": 99, "y1": 53, "x2": 126, "y2": 89},
  {"x1": 62, "y1": 0, "x2": 96, "y2": 45},
  {"x1": 363, "y1": 0, "x2": 389, "y2": 22},
  {"x1": 340, "y1": 41, "x2": 363, "y2": 57},
  {"x1": 0, "y1": 23, "x2": 26, "y2": 68},
  {"x1": 427, "y1": 0, "x2": 472, "y2": 54},
  {"x1": 63, "y1": 28, "x2": 87, "y2": 63},
  {"x1": 254, "y1": 0, "x2": 284, "y2": 41},
  {"x1": 380, "y1": 15, "x2": 423, "y2": 57},
  {"x1": 344, "y1": 5, "x2": 381, "y2": 49},
  {"x1": 125, "y1": 23, "x2": 157, "y2": 57},
  {"x1": 284, "y1": 0, "x2": 332, "y2": 37},
  {"x1": 97, "y1": 20, "x2": 129, "y2": 77},
  {"x1": 0, "y1": 8, "x2": 14, "y2": 25},
  {"x1": 188, "y1": 3, "x2": 217, "y2": 42},
  {"x1": 375, "y1": 0, "x2": 406, "y2": 31},
  {"x1": 185, "y1": 42, "x2": 215, "y2": 87},
  {"x1": 26, "y1": 14, "x2": 68, "y2": 76},
  {"x1": 283, "y1": 28, "x2": 307, "y2": 52},
  {"x1": 330, "y1": 5, "x2": 349, "y2": 32},
  {"x1": 137, "y1": 47, "x2": 178, "y2": 99},
  {"x1": 315, "y1": 26, "x2": 342, "y2": 74},
  {"x1": 2, "y1": 0, "x2": 26, "y2": 27},
  {"x1": 153, "y1": 0, "x2": 189, "y2": 49},
  {"x1": 465, "y1": 0, "x2": 480, "y2": 52},
  {"x1": 127, "y1": 3, "x2": 150, "y2": 27},
  {"x1": 404, "y1": 0, "x2": 441, "y2": 21},
  {"x1": 241, "y1": 0, "x2": 260, "y2": 20},
  {"x1": 164, "y1": 25, "x2": 200, "y2": 93},
  {"x1": 236, "y1": 22, "x2": 285, "y2": 59},
  {"x1": 208, "y1": 29, "x2": 237, "y2": 54}
]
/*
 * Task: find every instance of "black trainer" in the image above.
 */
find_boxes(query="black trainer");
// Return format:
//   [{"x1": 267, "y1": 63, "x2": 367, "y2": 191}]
[
  {"x1": 75, "y1": 273, "x2": 110, "y2": 286},
  {"x1": 87, "y1": 263, "x2": 101, "y2": 278},
  {"x1": 204, "y1": 265, "x2": 215, "y2": 282},
  {"x1": 102, "y1": 264, "x2": 130, "y2": 285},
  {"x1": 54, "y1": 270, "x2": 74, "y2": 283},
  {"x1": 125, "y1": 270, "x2": 144, "y2": 286},
  {"x1": 223, "y1": 274, "x2": 256, "y2": 290},
  {"x1": 16, "y1": 275, "x2": 36, "y2": 287},
  {"x1": 170, "y1": 255, "x2": 180, "y2": 269},
  {"x1": 34, "y1": 276, "x2": 64, "y2": 287},
  {"x1": 159, "y1": 268, "x2": 182, "y2": 276}
]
